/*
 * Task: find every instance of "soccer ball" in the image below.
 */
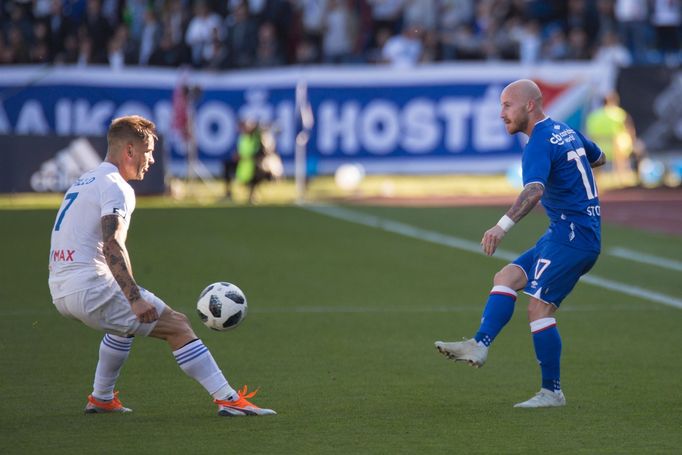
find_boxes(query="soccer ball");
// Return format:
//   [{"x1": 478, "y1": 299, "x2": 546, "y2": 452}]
[{"x1": 196, "y1": 282, "x2": 248, "y2": 331}]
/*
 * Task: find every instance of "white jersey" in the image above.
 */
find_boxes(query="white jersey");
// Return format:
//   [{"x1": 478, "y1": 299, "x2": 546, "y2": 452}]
[{"x1": 48, "y1": 162, "x2": 136, "y2": 299}]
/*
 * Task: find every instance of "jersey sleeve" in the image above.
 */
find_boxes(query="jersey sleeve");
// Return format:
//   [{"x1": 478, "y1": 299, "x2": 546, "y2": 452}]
[
  {"x1": 521, "y1": 135, "x2": 550, "y2": 187},
  {"x1": 575, "y1": 130, "x2": 604, "y2": 163},
  {"x1": 100, "y1": 179, "x2": 131, "y2": 225}
]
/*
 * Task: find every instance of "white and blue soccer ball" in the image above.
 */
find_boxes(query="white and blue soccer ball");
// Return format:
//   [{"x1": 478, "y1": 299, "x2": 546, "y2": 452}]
[{"x1": 196, "y1": 282, "x2": 248, "y2": 331}]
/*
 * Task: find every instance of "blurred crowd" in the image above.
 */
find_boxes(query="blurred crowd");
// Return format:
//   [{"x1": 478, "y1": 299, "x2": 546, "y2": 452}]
[{"x1": 0, "y1": 0, "x2": 680, "y2": 69}]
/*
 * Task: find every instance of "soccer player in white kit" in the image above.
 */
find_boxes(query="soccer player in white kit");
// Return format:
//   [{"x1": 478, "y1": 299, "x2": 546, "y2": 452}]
[{"x1": 49, "y1": 115, "x2": 275, "y2": 417}]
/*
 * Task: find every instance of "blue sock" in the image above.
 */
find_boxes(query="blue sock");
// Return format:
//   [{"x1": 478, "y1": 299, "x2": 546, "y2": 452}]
[
  {"x1": 473, "y1": 285, "x2": 517, "y2": 347},
  {"x1": 531, "y1": 318, "x2": 562, "y2": 392}
]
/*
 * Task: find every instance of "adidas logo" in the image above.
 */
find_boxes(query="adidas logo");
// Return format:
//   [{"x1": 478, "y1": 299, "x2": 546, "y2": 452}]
[{"x1": 30, "y1": 138, "x2": 101, "y2": 192}]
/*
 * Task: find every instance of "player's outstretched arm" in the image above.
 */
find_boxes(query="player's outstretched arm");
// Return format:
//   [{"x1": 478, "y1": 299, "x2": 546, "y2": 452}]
[
  {"x1": 101, "y1": 214, "x2": 158, "y2": 323},
  {"x1": 481, "y1": 183, "x2": 544, "y2": 256}
]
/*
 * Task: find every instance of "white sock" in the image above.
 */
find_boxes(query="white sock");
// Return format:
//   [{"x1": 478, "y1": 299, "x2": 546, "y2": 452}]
[
  {"x1": 173, "y1": 339, "x2": 236, "y2": 401},
  {"x1": 92, "y1": 334, "x2": 133, "y2": 400}
]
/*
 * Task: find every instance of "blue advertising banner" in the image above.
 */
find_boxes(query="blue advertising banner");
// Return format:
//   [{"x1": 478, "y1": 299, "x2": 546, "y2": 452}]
[{"x1": 0, "y1": 64, "x2": 605, "y2": 176}]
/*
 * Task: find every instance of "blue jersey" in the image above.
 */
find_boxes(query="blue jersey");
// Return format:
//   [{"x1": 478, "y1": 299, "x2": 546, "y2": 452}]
[{"x1": 522, "y1": 118, "x2": 603, "y2": 253}]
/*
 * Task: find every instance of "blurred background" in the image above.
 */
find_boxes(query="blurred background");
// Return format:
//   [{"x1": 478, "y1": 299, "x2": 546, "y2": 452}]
[{"x1": 1, "y1": 0, "x2": 682, "y2": 202}]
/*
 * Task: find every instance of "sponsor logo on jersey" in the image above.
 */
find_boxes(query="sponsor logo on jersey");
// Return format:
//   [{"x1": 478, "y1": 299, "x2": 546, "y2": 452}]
[
  {"x1": 51, "y1": 249, "x2": 75, "y2": 262},
  {"x1": 73, "y1": 176, "x2": 96, "y2": 186},
  {"x1": 113, "y1": 207, "x2": 127, "y2": 218},
  {"x1": 548, "y1": 128, "x2": 576, "y2": 146}
]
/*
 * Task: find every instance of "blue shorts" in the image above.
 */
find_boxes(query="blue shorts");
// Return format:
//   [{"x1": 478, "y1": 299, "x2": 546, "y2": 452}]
[{"x1": 512, "y1": 238, "x2": 599, "y2": 307}]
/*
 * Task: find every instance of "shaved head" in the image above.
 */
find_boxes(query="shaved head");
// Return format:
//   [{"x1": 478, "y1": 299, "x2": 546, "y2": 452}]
[
  {"x1": 499, "y1": 79, "x2": 546, "y2": 136},
  {"x1": 503, "y1": 79, "x2": 543, "y2": 107}
]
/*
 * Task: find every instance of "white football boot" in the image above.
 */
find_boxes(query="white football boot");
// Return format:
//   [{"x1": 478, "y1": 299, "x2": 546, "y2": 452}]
[
  {"x1": 513, "y1": 389, "x2": 566, "y2": 408},
  {"x1": 434, "y1": 338, "x2": 488, "y2": 368},
  {"x1": 214, "y1": 385, "x2": 276, "y2": 417}
]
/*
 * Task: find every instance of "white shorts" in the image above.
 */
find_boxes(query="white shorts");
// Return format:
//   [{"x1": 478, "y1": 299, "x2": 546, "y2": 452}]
[{"x1": 53, "y1": 280, "x2": 168, "y2": 337}]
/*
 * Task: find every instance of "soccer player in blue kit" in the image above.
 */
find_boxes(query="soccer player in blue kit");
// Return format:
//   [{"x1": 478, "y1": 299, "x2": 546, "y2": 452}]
[{"x1": 435, "y1": 79, "x2": 606, "y2": 408}]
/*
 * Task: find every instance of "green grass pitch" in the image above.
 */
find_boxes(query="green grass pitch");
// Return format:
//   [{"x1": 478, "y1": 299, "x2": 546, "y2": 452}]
[{"x1": 1, "y1": 204, "x2": 681, "y2": 454}]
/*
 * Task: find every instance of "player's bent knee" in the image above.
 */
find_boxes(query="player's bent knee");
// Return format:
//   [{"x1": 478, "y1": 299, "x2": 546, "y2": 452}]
[
  {"x1": 493, "y1": 265, "x2": 526, "y2": 290},
  {"x1": 150, "y1": 309, "x2": 197, "y2": 348},
  {"x1": 169, "y1": 311, "x2": 195, "y2": 335},
  {"x1": 527, "y1": 298, "x2": 557, "y2": 321}
]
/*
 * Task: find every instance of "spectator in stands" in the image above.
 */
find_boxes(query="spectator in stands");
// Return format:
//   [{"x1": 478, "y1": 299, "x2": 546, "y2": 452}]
[
  {"x1": 204, "y1": 26, "x2": 230, "y2": 69},
  {"x1": 76, "y1": 33, "x2": 94, "y2": 66},
  {"x1": 0, "y1": 34, "x2": 7, "y2": 64},
  {"x1": 297, "y1": 0, "x2": 326, "y2": 63},
  {"x1": 84, "y1": 0, "x2": 113, "y2": 63},
  {"x1": 161, "y1": 0, "x2": 187, "y2": 48},
  {"x1": 1, "y1": 0, "x2": 680, "y2": 70},
  {"x1": 651, "y1": 0, "x2": 682, "y2": 66},
  {"x1": 382, "y1": 24, "x2": 423, "y2": 66},
  {"x1": 238, "y1": 0, "x2": 268, "y2": 22},
  {"x1": 321, "y1": 0, "x2": 356, "y2": 64},
  {"x1": 6, "y1": 25, "x2": 30, "y2": 63},
  {"x1": 100, "y1": 0, "x2": 122, "y2": 27},
  {"x1": 438, "y1": 0, "x2": 475, "y2": 40},
  {"x1": 107, "y1": 25, "x2": 137, "y2": 70},
  {"x1": 564, "y1": 0, "x2": 600, "y2": 48},
  {"x1": 295, "y1": 37, "x2": 321, "y2": 64},
  {"x1": 47, "y1": 0, "x2": 74, "y2": 61},
  {"x1": 541, "y1": 25, "x2": 569, "y2": 61},
  {"x1": 29, "y1": 40, "x2": 51, "y2": 63},
  {"x1": 367, "y1": 0, "x2": 403, "y2": 36},
  {"x1": 126, "y1": 0, "x2": 148, "y2": 43},
  {"x1": 5, "y1": 1, "x2": 33, "y2": 45},
  {"x1": 402, "y1": 0, "x2": 436, "y2": 33},
  {"x1": 365, "y1": 25, "x2": 391, "y2": 63},
  {"x1": 516, "y1": 20, "x2": 542, "y2": 64},
  {"x1": 262, "y1": 0, "x2": 297, "y2": 65},
  {"x1": 255, "y1": 22, "x2": 286, "y2": 67},
  {"x1": 224, "y1": 1, "x2": 258, "y2": 68},
  {"x1": 593, "y1": 28, "x2": 632, "y2": 67},
  {"x1": 484, "y1": 16, "x2": 522, "y2": 61},
  {"x1": 184, "y1": 0, "x2": 221, "y2": 67},
  {"x1": 108, "y1": 32, "x2": 126, "y2": 70},
  {"x1": 565, "y1": 27, "x2": 592, "y2": 60},
  {"x1": 56, "y1": 32, "x2": 80, "y2": 64},
  {"x1": 595, "y1": 0, "x2": 619, "y2": 35},
  {"x1": 34, "y1": 0, "x2": 54, "y2": 20},
  {"x1": 138, "y1": 8, "x2": 160, "y2": 66},
  {"x1": 30, "y1": 22, "x2": 51, "y2": 63},
  {"x1": 614, "y1": 0, "x2": 650, "y2": 64},
  {"x1": 420, "y1": 28, "x2": 440, "y2": 63},
  {"x1": 148, "y1": 28, "x2": 184, "y2": 67},
  {"x1": 441, "y1": 23, "x2": 483, "y2": 61}
]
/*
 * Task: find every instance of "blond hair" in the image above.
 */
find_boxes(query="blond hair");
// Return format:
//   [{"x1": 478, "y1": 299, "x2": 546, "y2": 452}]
[{"x1": 107, "y1": 115, "x2": 158, "y2": 151}]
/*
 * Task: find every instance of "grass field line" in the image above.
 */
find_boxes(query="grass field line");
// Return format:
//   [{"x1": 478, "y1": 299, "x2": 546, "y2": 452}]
[
  {"x1": 608, "y1": 246, "x2": 682, "y2": 272},
  {"x1": 303, "y1": 204, "x2": 682, "y2": 310}
]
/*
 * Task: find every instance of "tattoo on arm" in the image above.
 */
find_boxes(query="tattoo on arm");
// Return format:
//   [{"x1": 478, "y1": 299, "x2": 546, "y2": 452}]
[
  {"x1": 506, "y1": 183, "x2": 544, "y2": 223},
  {"x1": 101, "y1": 214, "x2": 140, "y2": 303}
]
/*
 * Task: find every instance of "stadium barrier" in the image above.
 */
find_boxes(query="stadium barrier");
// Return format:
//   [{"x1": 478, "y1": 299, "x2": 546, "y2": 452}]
[
  {"x1": 0, "y1": 135, "x2": 166, "y2": 194},
  {"x1": 0, "y1": 63, "x2": 607, "y2": 177}
]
